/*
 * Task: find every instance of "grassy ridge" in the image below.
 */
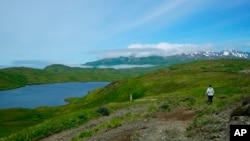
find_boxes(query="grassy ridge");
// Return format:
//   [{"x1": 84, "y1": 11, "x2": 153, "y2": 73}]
[
  {"x1": 0, "y1": 65, "x2": 157, "y2": 90},
  {"x1": 0, "y1": 59, "x2": 250, "y2": 140},
  {"x1": 82, "y1": 59, "x2": 250, "y2": 107}
]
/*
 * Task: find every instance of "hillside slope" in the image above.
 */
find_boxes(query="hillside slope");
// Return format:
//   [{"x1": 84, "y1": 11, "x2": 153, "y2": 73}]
[
  {"x1": 1, "y1": 59, "x2": 250, "y2": 141},
  {"x1": 0, "y1": 65, "x2": 156, "y2": 90},
  {"x1": 83, "y1": 59, "x2": 250, "y2": 107},
  {"x1": 45, "y1": 59, "x2": 250, "y2": 141},
  {"x1": 63, "y1": 59, "x2": 250, "y2": 140}
]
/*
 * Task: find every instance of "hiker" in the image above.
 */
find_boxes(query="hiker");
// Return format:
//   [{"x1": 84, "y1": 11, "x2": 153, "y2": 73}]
[{"x1": 205, "y1": 85, "x2": 214, "y2": 104}]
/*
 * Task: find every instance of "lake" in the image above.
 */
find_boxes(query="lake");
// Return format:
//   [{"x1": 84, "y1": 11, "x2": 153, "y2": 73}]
[{"x1": 0, "y1": 82, "x2": 110, "y2": 109}]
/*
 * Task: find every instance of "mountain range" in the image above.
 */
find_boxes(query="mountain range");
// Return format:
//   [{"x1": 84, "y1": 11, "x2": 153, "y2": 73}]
[{"x1": 83, "y1": 50, "x2": 250, "y2": 67}]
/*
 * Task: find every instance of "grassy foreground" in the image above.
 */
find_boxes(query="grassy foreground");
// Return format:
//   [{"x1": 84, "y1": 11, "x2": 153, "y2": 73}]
[{"x1": 0, "y1": 59, "x2": 250, "y2": 140}]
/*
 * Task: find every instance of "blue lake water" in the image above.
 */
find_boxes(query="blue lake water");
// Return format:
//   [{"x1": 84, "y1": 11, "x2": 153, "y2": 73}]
[{"x1": 0, "y1": 82, "x2": 110, "y2": 109}]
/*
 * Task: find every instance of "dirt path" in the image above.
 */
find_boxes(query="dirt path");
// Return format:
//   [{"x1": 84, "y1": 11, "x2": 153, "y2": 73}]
[
  {"x1": 40, "y1": 106, "x2": 147, "y2": 141},
  {"x1": 40, "y1": 98, "x2": 248, "y2": 141},
  {"x1": 40, "y1": 107, "x2": 196, "y2": 141},
  {"x1": 88, "y1": 108, "x2": 196, "y2": 141},
  {"x1": 40, "y1": 116, "x2": 111, "y2": 141}
]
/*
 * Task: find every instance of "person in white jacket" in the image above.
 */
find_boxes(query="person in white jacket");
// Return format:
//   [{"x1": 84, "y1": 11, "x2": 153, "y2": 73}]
[{"x1": 205, "y1": 85, "x2": 214, "y2": 104}]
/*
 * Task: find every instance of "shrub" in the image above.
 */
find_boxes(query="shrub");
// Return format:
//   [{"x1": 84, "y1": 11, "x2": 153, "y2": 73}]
[
  {"x1": 78, "y1": 113, "x2": 87, "y2": 120},
  {"x1": 242, "y1": 97, "x2": 250, "y2": 106},
  {"x1": 160, "y1": 103, "x2": 171, "y2": 111},
  {"x1": 96, "y1": 106, "x2": 110, "y2": 116},
  {"x1": 99, "y1": 116, "x2": 122, "y2": 129},
  {"x1": 231, "y1": 105, "x2": 250, "y2": 117},
  {"x1": 79, "y1": 129, "x2": 95, "y2": 138}
]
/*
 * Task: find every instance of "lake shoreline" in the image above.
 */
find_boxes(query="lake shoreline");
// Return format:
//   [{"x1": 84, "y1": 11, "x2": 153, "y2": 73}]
[
  {"x1": 0, "y1": 81, "x2": 108, "y2": 92},
  {"x1": 0, "y1": 82, "x2": 110, "y2": 109}
]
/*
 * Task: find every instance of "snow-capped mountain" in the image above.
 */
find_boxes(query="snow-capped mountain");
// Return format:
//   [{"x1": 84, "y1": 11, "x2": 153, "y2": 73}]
[
  {"x1": 188, "y1": 50, "x2": 249, "y2": 58},
  {"x1": 83, "y1": 50, "x2": 250, "y2": 67}
]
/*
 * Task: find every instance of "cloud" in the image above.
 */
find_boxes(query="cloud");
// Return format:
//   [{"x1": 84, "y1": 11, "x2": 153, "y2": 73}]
[
  {"x1": 120, "y1": 0, "x2": 212, "y2": 32},
  {"x1": 91, "y1": 0, "x2": 207, "y2": 39},
  {"x1": 129, "y1": 0, "x2": 188, "y2": 28},
  {"x1": 96, "y1": 64, "x2": 155, "y2": 69},
  {"x1": 92, "y1": 42, "x2": 214, "y2": 58}
]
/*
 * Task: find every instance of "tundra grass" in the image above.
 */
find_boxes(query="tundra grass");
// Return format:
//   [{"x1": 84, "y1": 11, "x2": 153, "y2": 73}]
[
  {"x1": 0, "y1": 66, "x2": 157, "y2": 90},
  {"x1": 0, "y1": 59, "x2": 250, "y2": 140}
]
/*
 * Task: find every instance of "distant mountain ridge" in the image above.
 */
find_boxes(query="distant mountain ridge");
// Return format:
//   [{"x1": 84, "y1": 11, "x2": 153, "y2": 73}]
[
  {"x1": 188, "y1": 50, "x2": 249, "y2": 58},
  {"x1": 83, "y1": 50, "x2": 250, "y2": 67}
]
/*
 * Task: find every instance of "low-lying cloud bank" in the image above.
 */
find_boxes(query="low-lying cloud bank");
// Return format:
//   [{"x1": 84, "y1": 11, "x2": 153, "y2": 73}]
[
  {"x1": 4, "y1": 60, "x2": 154, "y2": 70},
  {"x1": 81, "y1": 64, "x2": 155, "y2": 69},
  {"x1": 92, "y1": 42, "x2": 214, "y2": 58}
]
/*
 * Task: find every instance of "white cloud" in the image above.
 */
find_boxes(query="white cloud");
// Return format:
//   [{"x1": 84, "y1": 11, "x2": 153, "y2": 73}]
[
  {"x1": 97, "y1": 64, "x2": 155, "y2": 69},
  {"x1": 130, "y1": 0, "x2": 188, "y2": 28},
  {"x1": 92, "y1": 42, "x2": 214, "y2": 58}
]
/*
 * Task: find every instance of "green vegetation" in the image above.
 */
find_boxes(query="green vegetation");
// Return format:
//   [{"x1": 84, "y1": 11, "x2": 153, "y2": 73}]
[
  {"x1": 83, "y1": 55, "x2": 248, "y2": 67},
  {"x1": 96, "y1": 106, "x2": 110, "y2": 116},
  {"x1": 0, "y1": 59, "x2": 250, "y2": 140},
  {"x1": 81, "y1": 59, "x2": 250, "y2": 108},
  {"x1": 73, "y1": 106, "x2": 147, "y2": 141},
  {"x1": 84, "y1": 56, "x2": 174, "y2": 66},
  {"x1": 0, "y1": 64, "x2": 157, "y2": 90}
]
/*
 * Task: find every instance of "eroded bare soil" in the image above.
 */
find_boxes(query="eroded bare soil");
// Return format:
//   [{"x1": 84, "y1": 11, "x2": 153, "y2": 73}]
[
  {"x1": 41, "y1": 107, "x2": 196, "y2": 141},
  {"x1": 40, "y1": 100, "x2": 250, "y2": 141}
]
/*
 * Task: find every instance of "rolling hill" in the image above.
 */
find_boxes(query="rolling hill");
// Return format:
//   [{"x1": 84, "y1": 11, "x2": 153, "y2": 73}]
[
  {"x1": 82, "y1": 59, "x2": 250, "y2": 107},
  {"x1": 1, "y1": 59, "x2": 250, "y2": 141},
  {"x1": 0, "y1": 65, "x2": 157, "y2": 90}
]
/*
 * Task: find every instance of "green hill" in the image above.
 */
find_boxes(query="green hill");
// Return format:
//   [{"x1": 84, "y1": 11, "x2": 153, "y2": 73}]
[
  {"x1": 0, "y1": 59, "x2": 250, "y2": 140},
  {"x1": 82, "y1": 59, "x2": 250, "y2": 107},
  {"x1": 0, "y1": 65, "x2": 157, "y2": 90}
]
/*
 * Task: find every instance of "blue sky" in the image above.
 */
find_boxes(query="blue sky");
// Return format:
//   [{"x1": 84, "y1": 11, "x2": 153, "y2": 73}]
[{"x1": 1, "y1": 0, "x2": 250, "y2": 68}]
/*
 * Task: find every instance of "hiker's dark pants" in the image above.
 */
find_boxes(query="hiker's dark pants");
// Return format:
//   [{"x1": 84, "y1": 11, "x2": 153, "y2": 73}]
[{"x1": 208, "y1": 96, "x2": 213, "y2": 103}]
